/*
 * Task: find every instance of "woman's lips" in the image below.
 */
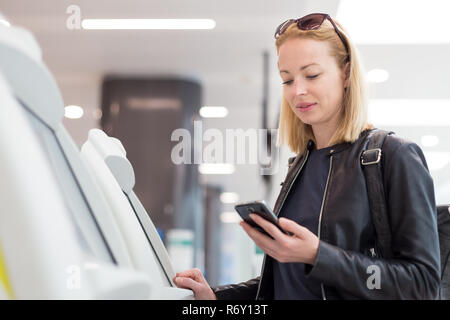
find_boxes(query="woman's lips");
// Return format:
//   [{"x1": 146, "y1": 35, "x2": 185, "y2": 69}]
[{"x1": 296, "y1": 103, "x2": 316, "y2": 112}]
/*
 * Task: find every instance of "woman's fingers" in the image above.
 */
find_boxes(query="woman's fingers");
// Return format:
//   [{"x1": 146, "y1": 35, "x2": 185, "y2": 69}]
[
  {"x1": 175, "y1": 268, "x2": 206, "y2": 283},
  {"x1": 278, "y1": 217, "x2": 309, "y2": 238},
  {"x1": 248, "y1": 213, "x2": 285, "y2": 240},
  {"x1": 240, "y1": 219, "x2": 277, "y2": 254},
  {"x1": 174, "y1": 276, "x2": 202, "y2": 292},
  {"x1": 173, "y1": 275, "x2": 217, "y2": 300}
]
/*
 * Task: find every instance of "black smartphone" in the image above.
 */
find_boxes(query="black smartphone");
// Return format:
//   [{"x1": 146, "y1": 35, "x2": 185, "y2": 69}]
[{"x1": 235, "y1": 200, "x2": 289, "y2": 238}]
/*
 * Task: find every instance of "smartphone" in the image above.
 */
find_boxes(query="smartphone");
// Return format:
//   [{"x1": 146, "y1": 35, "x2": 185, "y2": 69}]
[{"x1": 235, "y1": 200, "x2": 289, "y2": 238}]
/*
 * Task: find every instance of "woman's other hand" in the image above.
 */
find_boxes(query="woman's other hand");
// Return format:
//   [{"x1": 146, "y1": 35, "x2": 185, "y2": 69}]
[{"x1": 173, "y1": 268, "x2": 217, "y2": 300}]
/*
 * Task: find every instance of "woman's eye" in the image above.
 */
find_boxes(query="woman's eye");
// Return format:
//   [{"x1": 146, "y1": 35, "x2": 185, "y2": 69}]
[{"x1": 282, "y1": 74, "x2": 319, "y2": 85}]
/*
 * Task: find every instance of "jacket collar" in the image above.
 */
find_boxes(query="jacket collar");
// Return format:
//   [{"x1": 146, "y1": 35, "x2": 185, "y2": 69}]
[{"x1": 305, "y1": 128, "x2": 374, "y2": 156}]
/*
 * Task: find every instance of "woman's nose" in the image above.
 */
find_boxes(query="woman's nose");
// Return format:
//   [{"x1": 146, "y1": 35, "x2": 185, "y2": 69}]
[{"x1": 294, "y1": 80, "x2": 307, "y2": 96}]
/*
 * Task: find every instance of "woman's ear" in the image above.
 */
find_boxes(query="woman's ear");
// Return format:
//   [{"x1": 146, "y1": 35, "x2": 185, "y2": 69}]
[{"x1": 343, "y1": 62, "x2": 350, "y2": 89}]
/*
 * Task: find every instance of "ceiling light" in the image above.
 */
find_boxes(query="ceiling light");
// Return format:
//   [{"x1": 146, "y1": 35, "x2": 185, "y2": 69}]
[
  {"x1": 81, "y1": 19, "x2": 216, "y2": 30},
  {"x1": 220, "y1": 212, "x2": 242, "y2": 224},
  {"x1": 368, "y1": 99, "x2": 450, "y2": 126},
  {"x1": 423, "y1": 151, "x2": 450, "y2": 171},
  {"x1": 0, "y1": 19, "x2": 10, "y2": 27},
  {"x1": 198, "y1": 163, "x2": 235, "y2": 175},
  {"x1": 126, "y1": 97, "x2": 181, "y2": 110},
  {"x1": 64, "y1": 105, "x2": 84, "y2": 119},
  {"x1": 337, "y1": 0, "x2": 450, "y2": 44},
  {"x1": 367, "y1": 69, "x2": 389, "y2": 83},
  {"x1": 220, "y1": 192, "x2": 239, "y2": 204},
  {"x1": 199, "y1": 106, "x2": 228, "y2": 118},
  {"x1": 421, "y1": 135, "x2": 439, "y2": 147}
]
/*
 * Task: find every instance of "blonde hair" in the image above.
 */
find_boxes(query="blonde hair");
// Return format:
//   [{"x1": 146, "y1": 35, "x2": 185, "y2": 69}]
[{"x1": 276, "y1": 17, "x2": 373, "y2": 154}]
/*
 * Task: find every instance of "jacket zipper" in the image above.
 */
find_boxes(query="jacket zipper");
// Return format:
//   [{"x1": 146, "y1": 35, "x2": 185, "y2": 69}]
[
  {"x1": 256, "y1": 149, "x2": 310, "y2": 300},
  {"x1": 317, "y1": 154, "x2": 333, "y2": 300}
]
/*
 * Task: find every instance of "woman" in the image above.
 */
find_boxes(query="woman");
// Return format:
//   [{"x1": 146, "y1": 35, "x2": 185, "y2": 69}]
[{"x1": 173, "y1": 13, "x2": 441, "y2": 299}]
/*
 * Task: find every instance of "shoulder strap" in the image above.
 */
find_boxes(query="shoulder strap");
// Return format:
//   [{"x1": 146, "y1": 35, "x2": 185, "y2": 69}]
[{"x1": 361, "y1": 129, "x2": 395, "y2": 258}]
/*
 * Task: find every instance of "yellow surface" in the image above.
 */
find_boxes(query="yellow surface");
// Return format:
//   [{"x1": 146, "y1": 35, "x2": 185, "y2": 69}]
[{"x1": 0, "y1": 243, "x2": 14, "y2": 299}]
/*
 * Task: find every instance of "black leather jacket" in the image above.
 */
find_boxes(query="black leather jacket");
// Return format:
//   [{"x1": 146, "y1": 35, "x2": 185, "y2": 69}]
[{"x1": 213, "y1": 129, "x2": 441, "y2": 300}]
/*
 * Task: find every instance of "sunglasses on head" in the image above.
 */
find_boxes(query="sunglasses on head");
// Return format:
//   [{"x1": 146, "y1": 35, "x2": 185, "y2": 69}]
[{"x1": 274, "y1": 13, "x2": 349, "y2": 56}]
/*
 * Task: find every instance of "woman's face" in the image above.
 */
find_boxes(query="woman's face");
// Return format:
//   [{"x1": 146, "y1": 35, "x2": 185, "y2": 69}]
[{"x1": 277, "y1": 37, "x2": 348, "y2": 131}]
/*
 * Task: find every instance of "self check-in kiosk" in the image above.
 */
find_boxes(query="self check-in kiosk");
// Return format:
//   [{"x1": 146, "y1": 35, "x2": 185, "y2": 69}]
[
  {"x1": 81, "y1": 129, "x2": 191, "y2": 299},
  {"x1": 0, "y1": 19, "x2": 192, "y2": 299}
]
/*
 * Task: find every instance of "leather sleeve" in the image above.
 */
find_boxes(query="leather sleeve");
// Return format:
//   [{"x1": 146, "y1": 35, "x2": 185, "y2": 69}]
[
  {"x1": 211, "y1": 277, "x2": 260, "y2": 300},
  {"x1": 305, "y1": 139, "x2": 441, "y2": 299}
]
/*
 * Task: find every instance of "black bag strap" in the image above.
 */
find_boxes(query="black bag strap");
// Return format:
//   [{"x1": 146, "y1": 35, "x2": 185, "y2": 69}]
[{"x1": 361, "y1": 129, "x2": 395, "y2": 258}]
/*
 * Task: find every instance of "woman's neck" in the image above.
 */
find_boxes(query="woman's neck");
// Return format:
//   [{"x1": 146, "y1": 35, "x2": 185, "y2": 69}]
[{"x1": 312, "y1": 123, "x2": 338, "y2": 150}]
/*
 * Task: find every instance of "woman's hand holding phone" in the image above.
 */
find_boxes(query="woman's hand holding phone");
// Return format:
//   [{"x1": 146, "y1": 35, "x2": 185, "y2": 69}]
[
  {"x1": 234, "y1": 201, "x2": 289, "y2": 237},
  {"x1": 239, "y1": 213, "x2": 320, "y2": 265}
]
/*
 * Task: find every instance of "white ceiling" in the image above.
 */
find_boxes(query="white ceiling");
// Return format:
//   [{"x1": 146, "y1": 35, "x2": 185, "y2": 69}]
[{"x1": 1, "y1": 0, "x2": 449, "y2": 204}]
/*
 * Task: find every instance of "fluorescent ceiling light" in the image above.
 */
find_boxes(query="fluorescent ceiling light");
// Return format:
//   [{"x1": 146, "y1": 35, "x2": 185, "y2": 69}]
[
  {"x1": 220, "y1": 192, "x2": 239, "y2": 204},
  {"x1": 64, "y1": 105, "x2": 84, "y2": 119},
  {"x1": 0, "y1": 19, "x2": 10, "y2": 27},
  {"x1": 337, "y1": 0, "x2": 450, "y2": 44},
  {"x1": 367, "y1": 69, "x2": 389, "y2": 83},
  {"x1": 423, "y1": 151, "x2": 450, "y2": 171},
  {"x1": 82, "y1": 19, "x2": 216, "y2": 30},
  {"x1": 421, "y1": 135, "x2": 439, "y2": 147},
  {"x1": 126, "y1": 97, "x2": 181, "y2": 111},
  {"x1": 220, "y1": 211, "x2": 242, "y2": 224},
  {"x1": 198, "y1": 163, "x2": 235, "y2": 175},
  {"x1": 199, "y1": 106, "x2": 228, "y2": 118},
  {"x1": 368, "y1": 99, "x2": 450, "y2": 126}
]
